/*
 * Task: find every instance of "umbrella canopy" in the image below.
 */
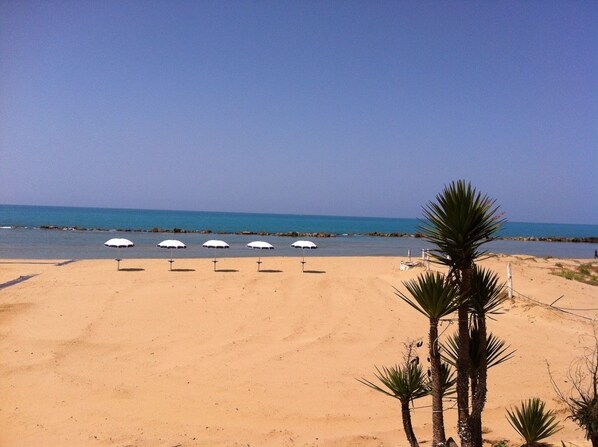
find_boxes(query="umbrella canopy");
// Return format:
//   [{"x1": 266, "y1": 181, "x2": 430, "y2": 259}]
[
  {"x1": 203, "y1": 239, "x2": 229, "y2": 271},
  {"x1": 202, "y1": 240, "x2": 230, "y2": 249},
  {"x1": 158, "y1": 239, "x2": 187, "y2": 270},
  {"x1": 157, "y1": 240, "x2": 187, "y2": 249},
  {"x1": 246, "y1": 241, "x2": 274, "y2": 250},
  {"x1": 247, "y1": 241, "x2": 274, "y2": 271},
  {"x1": 104, "y1": 238, "x2": 134, "y2": 270},
  {"x1": 291, "y1": 240, "x2": 317, "y2": 249},
  {"x1": 291, "y1": 240, "x2": 317, "y2": 272},
  {"x1": 104, "y1": 238, "x2": 134, "y2": 248}
]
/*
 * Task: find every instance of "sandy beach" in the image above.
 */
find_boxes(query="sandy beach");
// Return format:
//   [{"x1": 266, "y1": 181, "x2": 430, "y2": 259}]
[{"x1": 1, "y1": 255, "x2": 596, "y2": 446}]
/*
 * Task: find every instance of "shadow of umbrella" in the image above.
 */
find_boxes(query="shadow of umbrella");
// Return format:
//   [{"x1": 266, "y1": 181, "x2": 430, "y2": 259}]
[
  {"x1": 202, "y1": 239, "x2": 229, "y2": 271},
  {"x1": 157, "y1": 239, "x2": 186, "y2": 270},
  {"x1": 104, "y1": 238, "x2": 134, "y2": 271},
  {"x1": 246, "y1": 241, "x2": 274, "y2": 271},
  {"x1": 291, "y1": 240, "x2": 317, "y2": 272}
]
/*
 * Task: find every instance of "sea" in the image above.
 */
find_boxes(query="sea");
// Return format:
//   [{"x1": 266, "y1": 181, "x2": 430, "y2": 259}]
[{"x1": 0, "y1": 205, "x2": 597, "y2": 260}]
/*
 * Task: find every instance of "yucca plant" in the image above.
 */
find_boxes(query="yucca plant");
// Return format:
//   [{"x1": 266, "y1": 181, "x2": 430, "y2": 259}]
[
  {"x1": 437, "y1": 361, "x2": 457, "y2": 397},
  {"x1": 359, "y1": 362, "x2": 429, "y2": 447},
  {"x1": 550, "y1": 330, "x2": 598, "y2": 446},
  {"x1": 442, "y1": 330, "x2": 515, "y2": 391},
  {"x1": 506, "y1": 398, "x2": 562, "y2": 446},
  {"x1": 420, "y1": 180, "x2": 505, "y2": 447},
  {"x1": 444, "y1": 328, "x2": 515, "y2": 444},
  {"x1": 396, "y1": 272, "x2": 461, "y2": 447}
]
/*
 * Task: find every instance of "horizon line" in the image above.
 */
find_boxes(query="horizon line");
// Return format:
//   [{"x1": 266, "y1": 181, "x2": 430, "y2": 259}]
[{"x1": 1, "y1": 202, "x2": 597, "y2": 228}]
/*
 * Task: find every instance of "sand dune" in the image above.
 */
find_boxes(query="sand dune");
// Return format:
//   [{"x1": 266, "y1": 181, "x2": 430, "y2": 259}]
[{"x1": 1, "y1": 255, "x2": 596, "y2": 446}]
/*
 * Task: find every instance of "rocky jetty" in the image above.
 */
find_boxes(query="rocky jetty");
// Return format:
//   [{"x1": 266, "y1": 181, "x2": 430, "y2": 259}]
[{"x1": 24, "y1": 225, "x2": 598, "y2": 243}]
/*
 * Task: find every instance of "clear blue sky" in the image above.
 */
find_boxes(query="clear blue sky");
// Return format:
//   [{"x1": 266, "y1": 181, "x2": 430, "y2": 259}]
[{"x1": 1, "y1": 1, "x2": 596, "y2": 224}]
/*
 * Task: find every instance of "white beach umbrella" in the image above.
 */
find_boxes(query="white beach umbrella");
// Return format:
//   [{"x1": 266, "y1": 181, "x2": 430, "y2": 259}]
[
  {"x1": 247, "y1": 241, "x2": 274, "y2": 250},
  {"x1": 291, "y1": 240, "x2": 317, "y2": 272},
  {"x1": 291, "y1": 240, "x2": 317, "y2": 249},
  {"x1": 202, "y1": 239, "x2": 230, "y2": 249},
  {"x1": 202, "y1": 239, "x2": 229, "y2": 271},
  {"x1": 104, "y1": 238, "x2": 134, "y2": 270},
  {"x1": 246, "y1": 241, "x2": 274, "y2": 271},
  {"x1": 157, "y1": 239, "x2": 187, "y2": 270}
]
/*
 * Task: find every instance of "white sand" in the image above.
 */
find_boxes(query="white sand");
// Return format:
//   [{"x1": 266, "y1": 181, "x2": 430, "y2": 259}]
[{"x1": 1, "y1": 255, "x2": 596, "y2": 446}]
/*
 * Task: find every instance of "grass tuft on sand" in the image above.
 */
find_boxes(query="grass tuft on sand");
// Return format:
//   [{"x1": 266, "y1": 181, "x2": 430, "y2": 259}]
[{"x1": 552, "y1": 262, "x2": 598, "y2": 286}]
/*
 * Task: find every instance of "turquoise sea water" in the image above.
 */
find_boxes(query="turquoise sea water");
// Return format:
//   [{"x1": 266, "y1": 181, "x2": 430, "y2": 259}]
[{"x1": 0, "y1": 205, "x2": 597, "y2": 259}]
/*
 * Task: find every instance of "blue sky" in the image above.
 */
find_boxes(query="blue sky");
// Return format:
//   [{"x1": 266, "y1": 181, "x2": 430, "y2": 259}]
[{"x1": 1, "y1": 1, "x2": 596, "y2": 224}]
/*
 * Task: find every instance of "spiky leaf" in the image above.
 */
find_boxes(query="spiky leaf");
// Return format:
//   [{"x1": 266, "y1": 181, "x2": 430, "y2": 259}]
[
  {"x1": 506, "y1": 398, "x2": 562, "y2": 445},
  {"x1": 419, "y1": 180, "x2": 505, "y2": 269},
  {"x1": 358, "y1": 363, "x2": 429, "y2": 403},
  {"x1": 442, "y1": 330, "x2": 515, "y2": 375},
  {"x1": 396, "y1": 272, "x2": 461, "y2": 320},
  {"x1": 469, "y1": 265, "x2": 506, "y2": 316}
]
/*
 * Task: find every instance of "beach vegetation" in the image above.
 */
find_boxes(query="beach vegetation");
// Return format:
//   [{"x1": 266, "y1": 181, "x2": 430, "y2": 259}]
[
  {"x1": 438, "y1": 361, "x2": 458, "y2": 397},
  {"x1": 419, "y1": 179, "x2": 506, "y2": 447},
  {"x1": 467, "y1": 266, "x2": 510, "y2": 443},
  {"x1": 442, "y1": 330, "x2": 515, "y2": 384},
  {"x1": 506, "y1": 398, "x2": 562, "y2": 446},
  {"x1": 360, "y1": 338, "x2": 458, "y2": 447},
  {"x1": 358, "y1": 340, "x2": 429, "y2": 447},
  {"x1": 549, "y1": 328, "x2": 598, "y2": 447},
  {"x1": 359, "y1": 363, "x2": 427, "y2": 447},
  {"x1": 552, "y1": 263, "x2": 598, "y2": 286},
  {"x1": 396, "y1": 272, "x2": 462, "y2": 446}
]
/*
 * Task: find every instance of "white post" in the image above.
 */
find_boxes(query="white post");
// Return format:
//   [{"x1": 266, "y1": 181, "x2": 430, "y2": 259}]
[
  {"x1": 422, "y1": 249, "x2": 425, "y2": 261},
  {"x1": 507, "y1": 263, "x2": 513, "y2": 299},
  {"x1": 407, "y1": 249, "x2": 411, "y2": 262}
]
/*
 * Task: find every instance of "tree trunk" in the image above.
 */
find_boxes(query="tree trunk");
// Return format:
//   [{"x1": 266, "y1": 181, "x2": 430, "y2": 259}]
[
  {"x1": 470, "y1": 318, "x2": 488, "y2": 447},
  {"x1": 401, "y1": 400, "x2": 419, "y2": 447},
  {"x1": 470, "y1": 416, "x2": 483, "y2": 447},
  {"x1": 430, "y1": 319, "x2": 447, "y2": 447},
  {"x1": 457, "y1": 268, "x2": 472, "y2": 447}
]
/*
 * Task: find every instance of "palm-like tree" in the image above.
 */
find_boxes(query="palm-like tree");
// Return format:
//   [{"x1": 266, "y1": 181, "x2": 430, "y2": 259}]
[
  {"x1": 442, "y1": 330, "x2": 515, "y2": 395},
  {"x1": 396, "y1": 272, "x2": 461, "y2": 447},
  {"x1": 467, "y1": 265, "x2": 508, "y2": 443},
  {"x1": 419, "y1": 180, "x2": 505, "y2": 447},
  {"x1": 443, "y1": 327, "x2": 515, "y2": 446},
  {"x1": 359, "y1": 363, "x2": 429, "y2": 447}
]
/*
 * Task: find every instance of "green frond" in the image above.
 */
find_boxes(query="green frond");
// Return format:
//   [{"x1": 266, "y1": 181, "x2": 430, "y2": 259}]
[
  {"x1": 424, "y1": 361, "x2": 457, "y2": 397},
  {"x1": 441, "y1": 332, "x2": 459, "y2": 368},
  {"x1": 439, "y1": 362, "x2": 457, "y2": 397},
  {"x1": 419, "y1": 180, "x2": 505, "y2": 267},
  {"x1": 441, "y1": 330, "x2": 515, "y2": 374},
  {"x1": 395, "y1": 272, "x2": 461, "y2": 320},
  {"x1": 358, "y1": 363, "x2": 429, "y2": 403},
  {"x1": 485, "y1": 332, "x2": 516, "y2": 369},
  {"x1": 506, "y1": 398, "x2": 562, "y2": 445},
  {"x1": 469, "y1": 265, "x2": 506, "y2": 316}
]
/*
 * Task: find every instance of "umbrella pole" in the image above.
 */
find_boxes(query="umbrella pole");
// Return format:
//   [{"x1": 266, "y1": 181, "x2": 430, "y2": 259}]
[
  {"x1": 169, "y1": 248, "x2": 174, "y2": 271},
  {"x1": 301, "y1": 250, "x2": 306, "y2": 272},
  {"x1": 257, "y1": 255, "x2": 262, "y2": 272}
]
